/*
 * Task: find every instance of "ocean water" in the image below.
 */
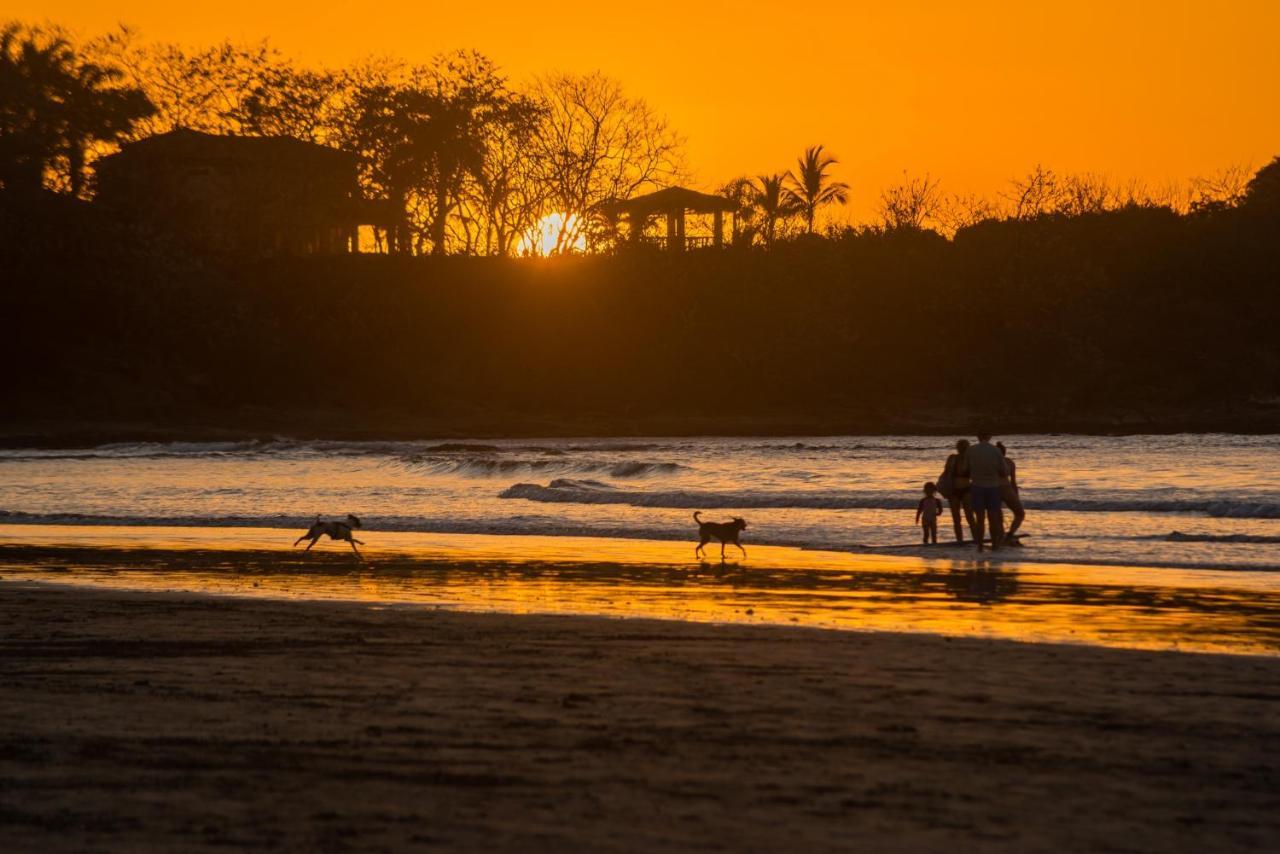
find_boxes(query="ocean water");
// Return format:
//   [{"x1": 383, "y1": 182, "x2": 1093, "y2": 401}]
[{"x1": 1, "y1": 434, "x2": 1278, "y2": 571}]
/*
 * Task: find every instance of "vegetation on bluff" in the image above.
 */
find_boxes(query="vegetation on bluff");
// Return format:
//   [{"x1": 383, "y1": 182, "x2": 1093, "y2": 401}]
[{"x1": 3, "y1": 171, "x2": 1277, "y2": 436}]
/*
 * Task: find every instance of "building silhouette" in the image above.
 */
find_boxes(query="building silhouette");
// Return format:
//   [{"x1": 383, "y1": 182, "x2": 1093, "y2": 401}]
[
  {"x1": 95, "y1": 129, "x2": 385, "y2": 256},
  {"x1": 603, "y1": 187, "x2": 738, "y2": 250}
]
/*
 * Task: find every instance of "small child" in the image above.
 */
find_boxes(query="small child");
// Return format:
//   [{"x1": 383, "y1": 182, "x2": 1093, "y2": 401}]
[{"x1": 915, "y1": 482, "x2": 942, "y2": 544}]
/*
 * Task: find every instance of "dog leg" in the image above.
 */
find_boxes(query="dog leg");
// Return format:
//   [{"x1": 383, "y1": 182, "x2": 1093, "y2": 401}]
[
  {"x1": 293, "y1": 535, "x2": 307, "y2": 546},
  {"x1": 736, "y1": 543, "x2": 747, "y2": 558},
  {"x1": 304, "y1": 537, "x2": 318, "y2": 551},
  {"x1": 720, "y1": 542, "x2": 727, "y2": 561},
  {"x1": 348, "y1": 539, "x2": 362, "y2": 558}
]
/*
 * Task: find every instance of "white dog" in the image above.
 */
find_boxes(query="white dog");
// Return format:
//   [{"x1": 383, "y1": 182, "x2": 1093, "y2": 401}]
[{"x1": 294, "y1": 514, "x2": 365, "y2": 557}]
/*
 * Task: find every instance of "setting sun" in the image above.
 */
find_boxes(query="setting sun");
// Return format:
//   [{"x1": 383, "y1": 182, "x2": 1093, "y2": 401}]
[
  {"x1": 13, "y1": 1, "x2": 1280, "y2": 220},
  {"x1": 520, "y1": 212, "x2": 587, "y2": 256}
]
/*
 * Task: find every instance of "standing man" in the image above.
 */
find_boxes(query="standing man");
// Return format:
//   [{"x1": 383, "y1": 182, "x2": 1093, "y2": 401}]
[{"x1": 960, "y1": 431, "x2": 1008, "y2": 552}]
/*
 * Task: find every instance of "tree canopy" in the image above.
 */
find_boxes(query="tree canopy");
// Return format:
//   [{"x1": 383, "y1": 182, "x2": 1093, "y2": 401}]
[
  {"x1": 0, "y1": 23, "x2": 153, "y2": 196},
  {"x1": 2, "y1": 19, "x2": 1275, "y2": 257}
]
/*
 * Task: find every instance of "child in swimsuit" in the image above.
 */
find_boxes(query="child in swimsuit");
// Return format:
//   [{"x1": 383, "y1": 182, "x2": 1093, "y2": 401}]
[{"x1": 915, "y1": 482, "x2": 943, "y2": 545}]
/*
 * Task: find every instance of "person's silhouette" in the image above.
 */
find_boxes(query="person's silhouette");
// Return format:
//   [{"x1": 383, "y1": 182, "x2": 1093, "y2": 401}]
[{"x1": 961, "y1": 431, "x2": 1007, "y2": 552}]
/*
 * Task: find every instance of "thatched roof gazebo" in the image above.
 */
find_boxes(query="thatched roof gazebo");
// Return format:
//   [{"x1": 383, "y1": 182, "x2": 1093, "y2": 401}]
[{"x1": 602, "y1": 186, "x2": 737, "y2": 251}]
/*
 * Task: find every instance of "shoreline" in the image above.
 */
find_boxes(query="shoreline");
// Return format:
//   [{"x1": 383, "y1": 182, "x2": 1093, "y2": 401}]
[
  {"x1": 4, "y1": 414, "x2": 1280, "y2": 449},
  {"x1": 2, "y1": 582, "x2": 1277, "y2": 851},
  {"x1": 3, "y1": 531, "x2": 1277, "y2": 655},
  {"x1": 1, "y1": 518, "x2": 1275, "y2": 574}
]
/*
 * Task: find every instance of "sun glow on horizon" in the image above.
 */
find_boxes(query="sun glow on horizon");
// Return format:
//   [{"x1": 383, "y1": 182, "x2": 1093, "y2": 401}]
[
  {"x1": 13, "y1": 1, "x2": 1280, "y2": 221},
  {"x1": 520, "y1": 212, "x2": 587, "y2": 256}
]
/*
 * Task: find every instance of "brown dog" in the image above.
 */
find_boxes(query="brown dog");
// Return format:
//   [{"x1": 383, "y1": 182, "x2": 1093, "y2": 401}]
[{"x1": 694, "y1": 511, "x2": 748, "y2": 560}]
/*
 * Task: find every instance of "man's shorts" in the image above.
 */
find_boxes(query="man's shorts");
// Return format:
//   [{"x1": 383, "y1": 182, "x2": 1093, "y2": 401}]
[{"x1": 970, "y1": 485, "x2": 1003, "y2": 515}]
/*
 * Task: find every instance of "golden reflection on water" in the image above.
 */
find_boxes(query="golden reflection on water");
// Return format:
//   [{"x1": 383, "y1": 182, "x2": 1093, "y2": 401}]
[{"x1": 2, "y1": 525, "x2": 1278, "y2": 656}]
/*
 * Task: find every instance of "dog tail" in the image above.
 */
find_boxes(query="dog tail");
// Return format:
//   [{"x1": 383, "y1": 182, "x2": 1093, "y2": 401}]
[{"x1": 693, "y1": 511, "x2": 702, "y2": 523}]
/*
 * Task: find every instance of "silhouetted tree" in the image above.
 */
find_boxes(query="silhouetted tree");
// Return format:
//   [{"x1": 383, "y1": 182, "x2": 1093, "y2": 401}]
[
  {"x1": 0, "y1": 23, "x2": 152, "y2": 196},
  {"x1": 94, "y1": 37, "x2": 285, "y2": 138},
  {"x1": 0, "y1": 24, "x2": 76, "y2": 193},
  {"x1": 1057, "y1": 172, "x2": 1116, "y2": 216},
  {"x1": 878, "y1": 172, "x2": 944, "y2": 231},
  {"x1": 419, "y1": 52, "x2": 538, "y2": 256},
  {"x1": 468, "y1": 97, "x2": 547, "y2": 255},
  {"x1": 785, "y1": 145, "x2": 848, "y2": 234},
  {"x1": 753, "y1": 173, "x2": 797, "y2": 247},
  {"x1": 532, "y1": 72, "x2": 684, "y2": 253},
  {"x1": 718, "y1": 176, "x2": 759, "y2": 246},
  {"x1": 334, "y1": 54, "x2": 536, "y2": 256},
  {"x1": 937, "y1": 192, "x2": 999, "y2": 235},
  {"x1": 1189, "y1": 163, "x2": 1252, "y2": 213},
  {"x1": 1004, "y1": 164, "x2": 1063, "y2": 219},
  {"x1": 92, "y1": 31, "x2": 350, "y2": 149},
  {"x1": 339, "y1": 78, "x2": 442, "y2": 254},
  {"x1": 1240, "y1": 157, "x2": 1280, "y2": 214}
]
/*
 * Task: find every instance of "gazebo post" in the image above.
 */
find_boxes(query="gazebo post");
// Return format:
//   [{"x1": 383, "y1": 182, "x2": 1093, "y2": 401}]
[{"x1": 605, "y1": 187, "x2": 738, "y2": 252}]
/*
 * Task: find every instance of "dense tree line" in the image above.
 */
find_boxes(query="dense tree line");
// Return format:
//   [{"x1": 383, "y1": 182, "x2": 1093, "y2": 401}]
[
  {"x1": 2, "y1": 20, "x2": 1269, "y2": 256},
  {"x1": 3, "y1": 168, "x2": 1276, "y2": 435},
  {"x1": 1, "y1": 22, "x2": 683, "y2": 255}
]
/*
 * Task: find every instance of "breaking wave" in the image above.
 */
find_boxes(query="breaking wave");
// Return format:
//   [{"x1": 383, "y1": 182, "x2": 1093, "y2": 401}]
[
  {"x1": 499, "y1": 480, "x2": 1280, "y2": 518},
  {"x1": 400, "y1": 457, "x2": 687, "y2": 478},
  {"x1": 0, "y1": 439, "x2": 428, "y2": 461},
  {"x1": 0, "y1": 440, "x2": 694, "y2": 478},
  {"x1": 1160, "y1": 531, "x2": 1280, "y2": 544}
]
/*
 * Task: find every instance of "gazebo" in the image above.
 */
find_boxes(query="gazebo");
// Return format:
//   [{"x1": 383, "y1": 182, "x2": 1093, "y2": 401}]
[{"x1": 602, "y1": 186, "x2": 738, "y2": 251}]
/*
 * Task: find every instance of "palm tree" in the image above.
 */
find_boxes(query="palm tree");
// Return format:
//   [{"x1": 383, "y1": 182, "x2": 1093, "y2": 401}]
[
  {"x1": 785, "y1": 145, "x2": 849, "y2": 234},
  {"x1": 62, "y1": 59, "x2": 154, "y2": 197},
  {"x1": 0, "y1": 25, "x2": 76, "y2": 192},
  {"x1": 754, "y1": 172, "x2": 795, "y2": 247},
  {"x1": 0, "y1": 24, "x2": 152, "y2": 196}
]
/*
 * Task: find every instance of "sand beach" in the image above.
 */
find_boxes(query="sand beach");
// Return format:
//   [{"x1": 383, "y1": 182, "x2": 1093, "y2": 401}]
[{"x1": 1, "y1": 539, "x2": 1278, "y2": 852}]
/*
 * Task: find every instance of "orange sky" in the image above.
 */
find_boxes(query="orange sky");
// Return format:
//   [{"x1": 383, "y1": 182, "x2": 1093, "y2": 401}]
[{"x1": 19, "y1": 1, "x2": 1280, "y2": 221}]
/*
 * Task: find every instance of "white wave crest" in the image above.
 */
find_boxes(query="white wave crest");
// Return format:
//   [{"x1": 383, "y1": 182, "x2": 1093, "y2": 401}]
[{"x1": 498, "y1": 482, "x2": 1280, "y2": 518}]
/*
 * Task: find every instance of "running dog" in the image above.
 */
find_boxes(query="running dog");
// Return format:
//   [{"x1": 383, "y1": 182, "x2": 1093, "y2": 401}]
[
  {"x1": 693, "y1": 511, "x2": 748, "y2": 560},
  {"x1": 294, "y1": 514, "x2": 365, "y2": 557}
]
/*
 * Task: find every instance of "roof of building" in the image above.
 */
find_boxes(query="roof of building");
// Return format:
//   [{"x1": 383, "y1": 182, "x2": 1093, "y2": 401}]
[
  {"x1": 601, "y1": 186, "x2": 738, "y2": 217},
  {"x1": 98, "y1": 128, "x2": 355, "y2": 168}
]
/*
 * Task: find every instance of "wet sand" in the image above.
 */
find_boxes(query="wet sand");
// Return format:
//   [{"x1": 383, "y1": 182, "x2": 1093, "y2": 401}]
[
  {"x1": 2, "y1": 581, "x2": 1278, "y2": 852},
  {"x1": 3, "y1": 531, "x2": 1279, "y2": 655}
]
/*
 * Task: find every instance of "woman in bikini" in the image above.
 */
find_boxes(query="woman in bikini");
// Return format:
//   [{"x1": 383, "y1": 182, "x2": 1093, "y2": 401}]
[{"x1": 937, "y1": 439, "x2": 976, "y2": 544}]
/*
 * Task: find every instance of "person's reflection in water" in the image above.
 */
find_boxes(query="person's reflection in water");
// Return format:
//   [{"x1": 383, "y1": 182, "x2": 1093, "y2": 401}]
[{"x1": 944, "y1": 567, "x2": 1020, "y2": 604}]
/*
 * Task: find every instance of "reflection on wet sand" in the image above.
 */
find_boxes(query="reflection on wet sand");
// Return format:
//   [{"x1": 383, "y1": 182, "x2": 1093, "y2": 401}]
[
  {"x1": 943, "y1": 567, "x2": 1021, "y2": 603},
  {"x1": 1, "y1": 526, "x2": 1276, "y2": 655}
]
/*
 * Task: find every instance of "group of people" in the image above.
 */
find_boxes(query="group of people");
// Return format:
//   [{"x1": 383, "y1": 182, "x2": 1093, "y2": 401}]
[{"x1": 914, "y1": 432, "x2": 1026, "y2": 551}]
